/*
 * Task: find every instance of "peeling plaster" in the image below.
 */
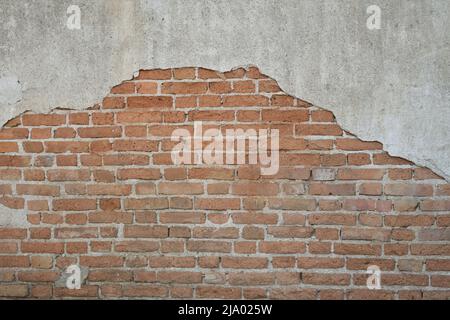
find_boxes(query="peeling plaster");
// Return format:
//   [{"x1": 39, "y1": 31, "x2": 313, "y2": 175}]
[
  {"x1": 0, "y1": 208, "x2": 27, "y2": 227},
  {"x1": 0, "y1": 0, "x2": 449, "y2": 180}
]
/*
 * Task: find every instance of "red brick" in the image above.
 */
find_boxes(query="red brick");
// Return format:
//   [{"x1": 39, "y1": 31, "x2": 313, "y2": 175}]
[
  {"x1": 117, "y1": 168, "x2": 160, "y2": 180},
  {"x1": 296, "y1": 124, "x2": 343, "y2": 136},
  {"x1": 223, "y1": 95, "x2": 269, "y2": 107},
  {"x1": 22, "y1": 114, "x2": 66, "y2": 126},
  {"x1": 111, "y1": 82, "x2": 135, "y2": 94},
  {"x1": 127, "y1": 96, "x2": 173, "y2": 109},
  {"x1": 173, "y1": 67, "x2": 196, "y2": 80},
  {"x1": 52, "y1": 199, "x2": 97, "y2": 211},
  {"x1": 0, "y1": 128, "x2": 29, "y2": 140},
  {"x1": 135, "y1": 69, "x2": 172, "y2": 80},
  {"x1": 262, "y1": 110, "x2": 309, "y2": 122},
  {"x1": 161, "y1": 82, "x2": 208, "y2": 94}
]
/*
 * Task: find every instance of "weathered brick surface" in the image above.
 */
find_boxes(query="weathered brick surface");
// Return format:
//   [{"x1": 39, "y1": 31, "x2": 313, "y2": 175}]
[{"x1": 0, "y1": 67, "x2": 449, "y2": 299}]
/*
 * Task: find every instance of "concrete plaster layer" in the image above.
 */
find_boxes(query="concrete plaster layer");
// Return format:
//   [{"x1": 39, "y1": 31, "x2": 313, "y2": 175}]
[{"x1": 0, "y1": 0, "x2": 449, "y2": 179}]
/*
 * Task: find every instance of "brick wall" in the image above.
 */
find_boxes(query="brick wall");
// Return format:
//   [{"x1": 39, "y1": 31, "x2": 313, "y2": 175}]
[{"x1": 0, "y1": 67, "x2": 449, "y2": 299}]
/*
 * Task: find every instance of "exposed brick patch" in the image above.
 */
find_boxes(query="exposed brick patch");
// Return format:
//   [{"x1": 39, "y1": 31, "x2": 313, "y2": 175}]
[{"x1": 0, "y1": 67, "x2": 448, "y2": 299}]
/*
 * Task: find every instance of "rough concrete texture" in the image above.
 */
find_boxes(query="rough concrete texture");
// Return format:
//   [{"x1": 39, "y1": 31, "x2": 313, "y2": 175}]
[{"x1": 0, "y1": 0, "x2": 449, "y2": 179}]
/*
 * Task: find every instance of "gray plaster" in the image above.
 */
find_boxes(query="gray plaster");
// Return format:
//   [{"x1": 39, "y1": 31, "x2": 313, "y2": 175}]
[
  {"x1": 0, "y1": 208, "x2": 27, "y2": 226},
  {"x1": 0, "y1": 0, "x2": 449, "y2": 180}
]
